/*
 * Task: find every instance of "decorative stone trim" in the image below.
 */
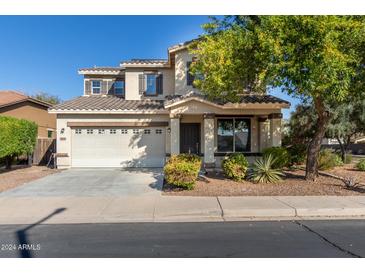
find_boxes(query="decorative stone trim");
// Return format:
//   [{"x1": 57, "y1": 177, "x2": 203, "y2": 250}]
[
  {"x1": 203, "y1": 113, "x2": 215, "y2": 119},
  {"x1": 169, "y1": 113, "x2": 182, "y2": 119}
]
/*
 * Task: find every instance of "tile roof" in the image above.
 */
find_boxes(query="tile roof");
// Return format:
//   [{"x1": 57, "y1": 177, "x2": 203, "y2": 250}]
[
  {"x1": 164, "y1": 92, "x2": 290, "y2": 107},
  {"x1": 0, "y1": 90, "x2": 28, "y2": 106},
  {"x1": 0, "y1": 90, "x2": 52, "y2": 108},
  {"x1": 121, "y1": 59, "x2": 168, "y2": 65},
  {"x1": 50, "y1": 96, "x2": 166, "y2": 112}
]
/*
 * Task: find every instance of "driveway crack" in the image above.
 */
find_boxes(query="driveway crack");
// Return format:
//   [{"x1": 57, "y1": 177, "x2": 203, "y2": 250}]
[{"x1": 294, "y1": 220, "x2": 362, "y2": 258}]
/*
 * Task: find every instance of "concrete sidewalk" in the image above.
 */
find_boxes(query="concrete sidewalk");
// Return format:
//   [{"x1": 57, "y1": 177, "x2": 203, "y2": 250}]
[{"x1": 1, "y1": 195, "x2": 365, "y2": 224}]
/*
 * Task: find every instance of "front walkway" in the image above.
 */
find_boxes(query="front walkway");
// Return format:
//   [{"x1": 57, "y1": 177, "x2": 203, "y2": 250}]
[{"x1": 1, "y1": 195, "x2": 365, "y2": 224}]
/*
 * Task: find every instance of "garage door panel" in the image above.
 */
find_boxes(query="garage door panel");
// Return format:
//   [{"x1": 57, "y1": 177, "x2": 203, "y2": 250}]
[{"x1": 71, "y1": 128, "x2": 165, "y2": 168}]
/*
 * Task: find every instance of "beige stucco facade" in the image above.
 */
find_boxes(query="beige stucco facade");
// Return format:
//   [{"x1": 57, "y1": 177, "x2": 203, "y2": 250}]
[
  {"x1": 53, "y1": 46, "x2": 288, "y2": 169},
  {"x1": 1, "y1": 101, "x2": 56, "y2": 138}
]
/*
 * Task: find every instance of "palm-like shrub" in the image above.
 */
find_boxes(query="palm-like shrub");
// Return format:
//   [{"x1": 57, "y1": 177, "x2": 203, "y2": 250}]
[
  {"x1": 357, "y1": 159, "x2": 365, "y2": 171},
  {"x1": 222, "y1": 153, "x2": 249, "y2": 181},
  {"x1": 262, "y1": 147, "x2": 290, "y2": 169},
  {"x1": 250, "y1": 154, "x2": 284, "y2": 184}
]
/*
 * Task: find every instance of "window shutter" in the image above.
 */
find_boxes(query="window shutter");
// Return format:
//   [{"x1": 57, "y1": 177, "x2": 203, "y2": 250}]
[
  {"x1": 101, "y1": 80, "x2": 108, "y2": 94},
  {"x1": 139, "y1": 74, "x2": 145, "y2": 94},
  {"x1": 186, "y1": 61, "x2": 194, "y2": 86},
  {"x1": 108, "y1": 81, "x2": 115, "y2": 95},
  {"x1": 157, "y1": 74, "x2": 163, "y2": 95},
  {"x1": 84, "y1": 80, "x2": 91, "y2": 95}
]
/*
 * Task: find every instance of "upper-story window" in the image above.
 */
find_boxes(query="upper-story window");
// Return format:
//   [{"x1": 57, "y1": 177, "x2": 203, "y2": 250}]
[
  {"x1": 114, "y1": 80, "x2": 125, "y2": 96},
  {"x1": 92, "y1": 80, "x2": 101, "y2": 94},
  {"x1": 146, "y1": 74, "x2": 157, "y2": 96},
  {"x1": 139, "y1": 73, "x2": 163, "y2": 96}
]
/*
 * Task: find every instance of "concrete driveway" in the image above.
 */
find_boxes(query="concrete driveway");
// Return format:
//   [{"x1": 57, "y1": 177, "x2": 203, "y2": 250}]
[{"x1": 0, "y1": 168, "x2": 163, "y2": 197}]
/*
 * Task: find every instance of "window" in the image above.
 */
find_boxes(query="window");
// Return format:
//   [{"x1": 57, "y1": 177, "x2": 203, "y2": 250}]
[
  {"x1": 92, "y1": 80, "x2": 101, "y2": 94},
  {"x1": 217, "y1": 118, "x2": 251, "y2": 152},
  {"x1": 146, "y1": 74, "x2": 157, "y2": 96},
  {"x1": 98, "y1": 129, "x2": 105, "y2": 134},
  {"x1": 87, "y1": 129, "x2": 94, "y2": 134},
  {"x1": 133, "y1": 129, "x2": 139, "y2": 134},
  {"x1": 155, "y1": 129, "x2": 162, "y2": 134},
  {"x1": 121, "y1": 129, "x2": 128, "y2": 134},
  {"x1": 110, "y1": 129, "x2": 116, "y2": 134},
  {"x1": 144, "y1": 129, "x2": 151, "y2": 134},
  {"x1": 75, "y1": 129, "x2": 82, "y2": 134},
  {"x1": 47, "y1": 130, "x2": 53, "y2": 138},
  {"x1": 114, "y1": 80, "x2": 125, "y2": 96}
]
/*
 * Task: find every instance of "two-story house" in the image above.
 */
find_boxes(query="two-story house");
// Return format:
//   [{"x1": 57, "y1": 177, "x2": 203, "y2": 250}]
[{"x1": 49, "y1": 40, "x2": 290, "y2": 169}]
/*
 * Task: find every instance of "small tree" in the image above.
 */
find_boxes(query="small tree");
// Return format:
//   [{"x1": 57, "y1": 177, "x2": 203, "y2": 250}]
[
  {"x1": 32, "y1": 92, "x2": 61, "y2": 105},
  {"x1": 0, "y1": 116, "x2": 38, "y2": 169}
]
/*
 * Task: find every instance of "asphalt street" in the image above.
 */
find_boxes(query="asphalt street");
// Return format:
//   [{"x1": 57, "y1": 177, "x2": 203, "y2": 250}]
[{"x1": 1, "y1": 220, "x2": 365, "y2": 258}]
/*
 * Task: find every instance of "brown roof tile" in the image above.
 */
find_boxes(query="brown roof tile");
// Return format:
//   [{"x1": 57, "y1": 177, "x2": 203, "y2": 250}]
[
  {"x1": 0, "y1": 90, "x2": 28, "y2": 106},
  {"x1": 50, "y1": 96, "x2": 166, "y2": 112}
]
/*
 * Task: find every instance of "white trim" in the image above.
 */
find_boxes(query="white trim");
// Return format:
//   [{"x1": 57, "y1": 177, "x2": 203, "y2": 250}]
[
  {"x1": 165, "y1": 97, "x2": 290, "y2": 110},
  {"x1": 78, "y1": 69, "x2": 124, "y2": 75},
  {"x1": 48, "y1": 109, "x2": 169, "y2": 114},
  {"x1": 91, "y1": 80, "x2": 102, "y2": 95}
]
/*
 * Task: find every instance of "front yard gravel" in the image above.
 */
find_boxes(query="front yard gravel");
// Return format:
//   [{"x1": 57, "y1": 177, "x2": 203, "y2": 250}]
[
  {"x1": 0, "y1": 166, "x2": 60, "y2": 193},
  {"x1": 163, "y1": 164, "x2": 365, "y2": 196}
]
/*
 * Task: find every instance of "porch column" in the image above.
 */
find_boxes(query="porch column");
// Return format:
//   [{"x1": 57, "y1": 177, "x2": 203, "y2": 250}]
[
  {"x1": 258, "y1": 117, "x2": 270, "y2": 151},
  {"x1": 170, "y1": 114, "x2": 181, "y2": 155},
  {"x1": 203, "y1": 113, "x2": 215, "y2": 168},
  {"x1": 269, "y1": 113, "x2": 283, "y2": 147}
]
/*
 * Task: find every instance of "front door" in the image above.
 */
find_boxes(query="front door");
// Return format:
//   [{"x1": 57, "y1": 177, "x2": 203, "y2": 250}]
[{"x1": 180, "y1": 123, "x2": 200, "y2": 154}]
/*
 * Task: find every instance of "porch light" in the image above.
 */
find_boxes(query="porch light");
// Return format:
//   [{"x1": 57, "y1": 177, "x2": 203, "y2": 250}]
[
  {"x1": 60, "y1": 128, "x2": 65, "y2": 134},
  {"x1": 167, "y1": 128, "x2": 171, "y2": 134}
]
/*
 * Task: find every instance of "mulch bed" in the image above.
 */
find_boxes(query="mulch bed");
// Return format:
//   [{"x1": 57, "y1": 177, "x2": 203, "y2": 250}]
[
  {"x1": 0, "y1": 165, "x2": 60, "y2": 193},
  {"x1": 163, "y1": 164, "x2": 365, "y2": 196}
]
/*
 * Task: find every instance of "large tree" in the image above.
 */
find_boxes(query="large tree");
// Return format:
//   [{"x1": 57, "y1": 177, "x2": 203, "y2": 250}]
[{"x1": 192, "y1": 16, "x2": 365, "y2": 181}]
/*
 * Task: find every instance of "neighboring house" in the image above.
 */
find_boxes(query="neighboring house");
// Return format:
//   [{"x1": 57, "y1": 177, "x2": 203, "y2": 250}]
[
  {"x1": 49, "y1": 40, "x2": 290, "y2": 169},
  {"x1": 0, "y1": 90, "x2": 56, "y2": 138}
]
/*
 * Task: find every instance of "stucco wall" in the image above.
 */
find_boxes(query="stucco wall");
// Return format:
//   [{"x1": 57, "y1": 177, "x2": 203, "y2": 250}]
[
  {"x1": 125, "y1": 68, "x2": 175, "y2": 100},
  {"x1": 0, "y1": 101, "x2": 56, "y2": 138},
  {"x1": 174, "y1": 49, "x2": 200, "y2": 95}
]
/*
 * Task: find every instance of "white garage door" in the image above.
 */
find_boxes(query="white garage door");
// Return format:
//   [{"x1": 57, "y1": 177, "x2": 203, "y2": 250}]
[{"x1": 71, "y1": 127, "x2": 166, "y2": 168}]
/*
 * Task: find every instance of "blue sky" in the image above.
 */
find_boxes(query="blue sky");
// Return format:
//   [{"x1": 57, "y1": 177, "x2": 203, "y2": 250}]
[{"x1": 0, "y1": 16, "x2": 299, "y2": 118}]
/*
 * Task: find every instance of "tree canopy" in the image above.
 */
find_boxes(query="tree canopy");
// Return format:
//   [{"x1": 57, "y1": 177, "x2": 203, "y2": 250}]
[
  {"x1": 0, "y1": 116, "x2": 38, "y2": 168},
  {"x1": 32, "y1": 91, "x2": 62, "y2": 105},
  {"x1": 191, "y1": 16, "x2": 365, "y2": 180}
]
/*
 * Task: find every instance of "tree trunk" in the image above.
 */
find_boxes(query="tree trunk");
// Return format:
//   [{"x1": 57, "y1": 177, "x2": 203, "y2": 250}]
[
  {"x1": 5, "y1": 155, "x2": 13, "y2": 170},
  {"x1": 337, "y1": 137, "x2": 345, "y2": 162},
  {"x1": 305, "y1": 98, "x2": 331, "y2": 182}
]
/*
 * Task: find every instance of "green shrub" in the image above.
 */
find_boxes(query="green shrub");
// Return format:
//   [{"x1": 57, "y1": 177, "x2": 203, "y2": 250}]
[
  {"x1": 0, "y1": 115, "x2": 38, "y2": 169},
  {"x1": 250, "y1": 154, "x2": 284, "y2": 183},
  {"x1": 318, "y1": 149, "x2": 343, "y2": 170},
  {"x1": 357, "y1": 159, "x2": 365, "y2": 171},
  {"x1": 344, "y1": 154, "x2": 352, "y2": 164},
  {"x1": 287, "y1": 144, "x2": 307, "y2": 166},
  {"x1": 262, "y1": 147, "x2": 289, "y2": 169},
  {"x1": 222, "y1": 153, "x2": 249, "y2": 181},
  {"x1": 164, "y1": 154, "x2": 202, "y2": 190}
]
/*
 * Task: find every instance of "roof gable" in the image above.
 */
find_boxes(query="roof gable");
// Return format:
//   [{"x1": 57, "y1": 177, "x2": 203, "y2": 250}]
[{"x1": 0, "y1": 90, "x2": 53, "y2": 109}]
